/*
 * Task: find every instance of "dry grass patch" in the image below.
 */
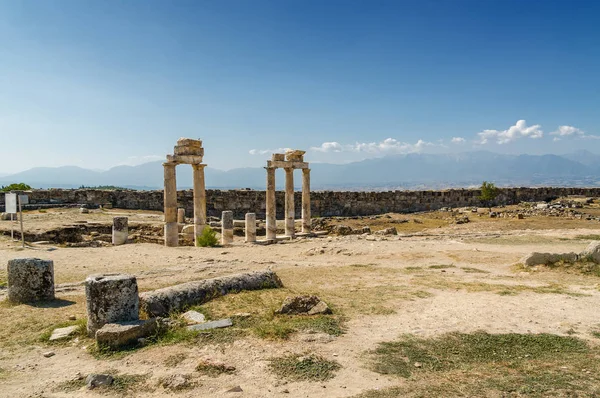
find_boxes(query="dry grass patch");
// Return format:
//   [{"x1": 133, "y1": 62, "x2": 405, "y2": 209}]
[
  {"x1": 461, "y1": 267, "x2": 490, "y2": 274},
  {"x1": 163, "y1": 353, "x2": 187, "y2": 368},
  {"x1": 361, "y1": 331, "x2": 600, "y2": 397},
  {"x1": 195, "y1": 359, "x2": 236, "y2": 377},
  {"x1": 269, "y1": 353, "x2": 341, "y2": 382}
]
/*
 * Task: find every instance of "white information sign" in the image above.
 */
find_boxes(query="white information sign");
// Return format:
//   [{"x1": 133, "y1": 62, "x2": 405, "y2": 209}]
[
  {"x1": 5, "y1": 193, "x2": 17, "y2": 213},
  {"x1": 18, "y1": 195, "x2": 29, "y2": 205}
]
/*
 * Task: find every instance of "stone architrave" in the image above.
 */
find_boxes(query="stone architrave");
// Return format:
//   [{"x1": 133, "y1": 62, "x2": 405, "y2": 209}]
[
  {"x1": 221, "y1": 211, "x2": 234, "y2": 245},
  {"x1": 263, "y1": 150, "x2": 311, "y2": 240},
  {"x1": 177, "y1": 208, "x2": 186, "y2": 224},
  {"x1": 7, "y1": 258, "x2": 55, "y2": 303},
  {"x1": 85, "y1": 274, "x2": 139, "y2": 337},
  {"x1": 245, "y1": 213, "x2": 256, "y2": 243},
  {"x1": 112, "y1": 216, "x2": 128, "y2": 245},
  {"x1": 162, "y1": 138, "x2": 207, "y2": 247}
]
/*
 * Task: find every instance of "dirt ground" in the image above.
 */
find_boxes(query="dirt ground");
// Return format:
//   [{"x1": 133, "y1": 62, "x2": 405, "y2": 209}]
[{"x1": 1, "y1": 206, "x2": 600, "y2": 397}]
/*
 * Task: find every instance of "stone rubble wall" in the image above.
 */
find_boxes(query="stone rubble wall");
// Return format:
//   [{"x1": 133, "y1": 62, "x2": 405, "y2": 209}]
[{"x1": 2, "y1": 187, "x2": 600, "y2": 218}]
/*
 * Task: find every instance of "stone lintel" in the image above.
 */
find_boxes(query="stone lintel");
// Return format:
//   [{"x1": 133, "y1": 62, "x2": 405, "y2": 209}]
[
  {"x1": 285, "y1": 150, "x2": 306, "y2": 162},
  {"x1": 272, "y1": 153, "x2": 285, "y2": 161},
  {"x1": 267, "y1": 160, "x2": 309, "y2": 169},
  {"x1": 174, "y1": 146, "x2": 204, "y2": 157},
  {"x1": 166, "y1": 155, "x2": 204, "y2": 165},
  {"x1": 177, "y1": 138, "x2": 203, "y2": 147}
]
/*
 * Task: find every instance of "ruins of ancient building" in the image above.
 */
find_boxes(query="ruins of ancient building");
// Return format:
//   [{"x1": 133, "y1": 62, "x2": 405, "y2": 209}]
[
  {"x1": 265, "y1": 150, "x2": 311, "y2": 240},
  {"x1": 163, "y1": 138, "x2": 206, "y2": 247}
]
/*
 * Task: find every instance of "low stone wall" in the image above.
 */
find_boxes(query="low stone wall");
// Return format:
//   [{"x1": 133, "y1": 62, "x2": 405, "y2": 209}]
[{"x1": 1, "y1": 187, "x2": 600, "y2": 218}]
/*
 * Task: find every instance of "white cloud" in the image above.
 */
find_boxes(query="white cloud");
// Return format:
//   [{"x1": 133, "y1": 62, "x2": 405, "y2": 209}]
[
  {"x1": 550, "y1": 125, "x2": 585, "y2": 137},
  {"x1": 123, "y1": 155, "x2": 163, "y2": 166},
  {"x1": 249, "y1": 147, "x2": 292, "y2": 156},
  {"x1": 451, "y1": 137, "x2": 466, "y2": 143},
  {"x1": 310, "y1": 138, "x2": 433, "y2": 155},
  {"x1": 477, "y1": 120, "x2": 543, "y2": 144}
]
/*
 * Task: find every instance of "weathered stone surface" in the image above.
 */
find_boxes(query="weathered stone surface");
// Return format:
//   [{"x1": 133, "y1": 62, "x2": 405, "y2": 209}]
[
  {"x1": 161, "y1": 374, "x2": 192, "y2": 391},
  {"x1": 86, "y1": 374, "x2": 114, "y2": 389},
  {"x1": 276, "y1": 295, "x2": 322, "y2": 314},
  {"x1": 522, "y1": 252, "x2": 579, "y2": 266},
  {"x1": 112, "y1": 216, "x2": 128, "y2": 245},
  {"x1": 187, "y1": 318, "x2": 232, "y2": 331},
  {"x1": 7, "y1": 258, "x2": 55, "y2": 303},
  {"x1": 182, "y1": 310, "x2": 206, "y2": 325},
  {"x1": 333, "y1": 225, "x2": 353, "y2": 236},
  {"x1": 85, "y1": 274, "x2": 139, "y2": 336},
  {"x1": 140, "y1": 270, "x2": 283, "y2": 317},
  {"x1": 49, "y1": 325, "x2": 79, "y2": 341},
  {"x1": 307, "y1": 300, "x2": 332, "y2": 315},
  {"x1": 95, "y1": 319, "x2": 158, "y2": 349},
  {"x1": 375, "y1": 227, "x2": 398, "y2": 236},
  {"x1": 580, "y1": 241, "x2": 600, "y2": 263}
]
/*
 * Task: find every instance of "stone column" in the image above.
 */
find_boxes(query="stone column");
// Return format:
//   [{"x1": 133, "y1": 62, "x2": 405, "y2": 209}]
[
  {"x1": 302, "y1": 168, "x2": 311, "y2": 233},
  {"x1": 177, "y1": 208, "x2": 186, "y2": 224},
  {"x1": 192, "y1": 164, "x2": 207, "y2": 246},
  {"x1": 112, "y1": 216, "x2": 128, "y2": 245},
  {"x1": 284, "y1": 168, "x2": 295, "y2": 238},
  {"x1": 85, "y1": 274, "x2": 139, "y2": 337},
  {"x1": 266, "y1": 167, "x2": 276, "y2": 241},
  {"x1": 245, "y1": 213, "x2": 256, "y2": 243},
  {"x1": 7, "y1": 258, "x2": 55, "y2": 303},
  {"x1": 163, "y1": 163, "x2": 178, "y2": 247},
  {"x1": 221, "y1": 211, "x2": 234, "y2": 245}
]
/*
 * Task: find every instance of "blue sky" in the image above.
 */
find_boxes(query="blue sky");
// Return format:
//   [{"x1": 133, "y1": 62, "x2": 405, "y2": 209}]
[{"x1": 1, "y1": 0, "x2": 599, "y2": 174}]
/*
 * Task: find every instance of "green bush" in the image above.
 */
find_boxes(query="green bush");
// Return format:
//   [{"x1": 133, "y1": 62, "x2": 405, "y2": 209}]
[
  {"x1": 196, "y1": 226, "x2": 219, "y2": 247},
  {"x1": 478, "y1": 181, "x2": 498, "y2": 207},
  {"x1": 1, "y1": 183, "x2": 32, "y2": 192}
]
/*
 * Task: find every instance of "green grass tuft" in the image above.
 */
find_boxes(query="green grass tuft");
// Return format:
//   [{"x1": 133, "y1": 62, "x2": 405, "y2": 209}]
[
  {"x1": 269, "y1": 353, "x2": 341, "y2": 382},
  {"x1": 428, "y1": 264, "x2": 455, "y2": 269}
]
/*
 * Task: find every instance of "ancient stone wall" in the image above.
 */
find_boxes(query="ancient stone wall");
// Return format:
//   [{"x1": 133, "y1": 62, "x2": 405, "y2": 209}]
[{"x1": 2, "y1": 187, "x2": 600, "y2": 218}]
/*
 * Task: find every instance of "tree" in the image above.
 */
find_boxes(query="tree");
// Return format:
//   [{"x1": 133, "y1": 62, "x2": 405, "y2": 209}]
[
  {"x1": 1, "y1": 183, "x2": 32, "y2": 192},
  {"x1": 479, "y1": 181, "x2": 499, "y2": 208},
  {"x1": 196, "y1": 226, "x2": 219, "y2": 247}
]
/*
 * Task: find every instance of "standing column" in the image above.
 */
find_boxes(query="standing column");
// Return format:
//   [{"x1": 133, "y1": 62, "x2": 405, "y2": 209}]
[
  {"x1": 284, "y1": 168, "x2": 295, "y2": 238},
  {"x1": 192, "y1": 164, "x2": 207, "y2": 246},
  {"x1": 266, "y1": 167, "x2": 277, "y2": 241},
  {"x1": 163, "y1": 163, "x2": 178, "y2": 247},
  {"x1": 302, "y1": 168, "x2": 311, "y2": 233},
  {"x1": 221, "y1": 211, "x2": 234, "y2": 245},
  {"x1": 177, "y1": 208, "x2": 186, "y2": 224},
  {"x1": 245, "y1": 213, "x2": 256, "y2": 243}
]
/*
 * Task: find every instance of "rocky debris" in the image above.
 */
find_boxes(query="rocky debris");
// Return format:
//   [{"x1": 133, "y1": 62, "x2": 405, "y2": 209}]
[
  {"x1": 522, "y1": 252, "x2": 579, "y2": 267},
  {"x1": 452, "y1": 216, "x2": 470, "y2": 224},
  {"x1": 161, "y1": 374, "x2": 192, "y2": 391},
  {"x1": 227, "y1": 386, "x2": 243, "y2": 393},
  {"x1": 517, "y1": 213, "x2": 525, "y2": 219},
  {"x1": 187, "y1": 319, "x2": 233, "y2": 331},
  {"x1": 1, "y1": 212, "x2": 16, "y2": 220},
  {"x1": 374, "y1": 227, "x2": 398, "y2": 236},
  {"x1": 276, "y1": 295, "x2": 332, "y2": 315},
  {"x1": 66, "y1": 240, "x2": 111, "y2": 248},
  {"x1": 332, "y1": 225, "x2": 353, "y2": 236},
  {"x1": 49, "y1": 325, "x2": 80, "y2": 342},
  {"x1": 181, "y1": 310, "x2": 206, "y2": 325},
  {"x1": 79, "y1": 208, "x2": 89, "y2": 214},
  {"x1": 43, "y1": 351, "x2": 55, "y2": 358},
  {"x1": 86, "y1": 374, "x2": 114, "y2": 390},
  {"x1": 95, "y1": 319, "x2": 159, "y2": 349},
  {"x1": 140, "y1": 270, "x2": 283, "y2": 317},
  {"x1": 580, "y1": 241, "x2": 600, "y2": 263}
]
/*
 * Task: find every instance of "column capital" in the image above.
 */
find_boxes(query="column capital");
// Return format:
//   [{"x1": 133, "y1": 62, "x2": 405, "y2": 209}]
[
  {"x1": 163, "y1": 162, "x2": 177, "y2": 168},
  {"x1": 192, "y1": 163, "x2": 207, "y2": 170}
]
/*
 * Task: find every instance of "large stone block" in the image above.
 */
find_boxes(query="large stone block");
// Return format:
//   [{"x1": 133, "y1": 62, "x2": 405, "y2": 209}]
[
  {"x1": 95, "y1": 319, "x2": 158, "y2": 349},
  {"x1": 85, "y1": 274, "x2": 139, "y2": 336},
  {"x1": 7, "y1": 258, "x2": 55, "y2": 303},
  {"x1": 112, "y1": 216, "x2": 128, "y2": 245}
]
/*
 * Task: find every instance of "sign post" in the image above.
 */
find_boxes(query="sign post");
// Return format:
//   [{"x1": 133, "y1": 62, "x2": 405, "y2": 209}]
[
  {"x1": 18, "y1": 195, "x2": 25, "y2": 248},
  {"x1": 5, "y1": 193, "x2": 17, "y2": 241}
]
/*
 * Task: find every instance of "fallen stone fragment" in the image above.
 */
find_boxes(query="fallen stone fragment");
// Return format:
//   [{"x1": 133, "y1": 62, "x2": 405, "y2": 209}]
[
  {"x1": 307, "y1": 301, "x2": 332, "y2": 315},
  {"x1": 43, "y1": 351, "x2": 55, "y2": 358},
  {"x1": 95, "y1": 319, "x2": 159, "y2": 349},
  {"x1": 161, "y1": 374, "x2": 192, "y2": 391},
  {"x1": 181, "y1": 310, "x2": 206, "y2": 325},
  {"x1": 86, "y1": 374, "x2": 114, "y2": 390},
  {"x1": 187, "y1": 319, "x2": 232, "y2": 331},
  {"x1": 580, "y1": 241, "x2": 600, "y2": 263},
  {"x1": 49, "y1": 325, "x2": 79, "y2": 342},
  {"x1": 374, "y1": 227, "x2": 398, "y2": 236},
  {"x1": 227, "y1": 386, "x2": 243, "y2": 393},
  {"x1": 140, "y1": 270, "x2": 283, "y2": 317},
  {"x1": 522, "y1": 252, "x2": 578, "y2": 267},
  {"x1": 277, "y1": 295, "x2": 321, "y2": 314}
]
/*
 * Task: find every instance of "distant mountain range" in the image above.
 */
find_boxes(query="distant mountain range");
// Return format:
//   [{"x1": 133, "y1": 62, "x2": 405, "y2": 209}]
[{"x1": 2, "y1": 150, "x2": 600, "y2": 190}]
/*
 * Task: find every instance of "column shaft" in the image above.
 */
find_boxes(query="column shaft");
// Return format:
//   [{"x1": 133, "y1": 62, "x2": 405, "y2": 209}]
[
  {"x1": 192, "y1": 164, "x2": 207, "y2": 246},
  {"x1": 302, "y1": 168, "x2": 311, "y2": 233},
  {"x1": 245, "y1": 213, "x2": 257, "y2": 243},
  {"x1": 266, "y1": 167, "x2": 277, "y2": 240},
  {"x1": 284, "y1": 168, "x2": 295, "y2": 238},
  {"x1": 163, "y1": 163, "x2": 178, "y2": 246}
]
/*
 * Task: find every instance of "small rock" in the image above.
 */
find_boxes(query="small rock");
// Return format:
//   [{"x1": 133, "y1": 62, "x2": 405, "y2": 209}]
[
  {"x1": 227, "y1": 386, "x2": 243, "y2": 393},
  {"x1": 307, "y1": 301, "x2": 332, "y2": 315},
  {"x1": 187, "y1": 319, "x2": 233, "y2": 331},
  {"x1": 414, "y1": 362, "x2": 422, "y2": 368},
  {"x1": 49, "y1": 325, "x2": 79, "y2": 342},
  {"x1": 80, "y1": 208, "x2": 89, "y2": 214},
  {"x1": 95, "y1": 319, "x2": 159, "y2": 349},
  {"x1": 43, "y1": 351, "x2": 55, "y2": 358},
  {"x1": 161, "y1": 374, "x2": 191, "y2": 391},
  {"x1": 276, "y1": 295, "x2": 321, "y2": 314},
  {"x1": 86, "y1": 374, "x2": 114, "y2": 390},
  {"x1": 68, "y1": 315, "x2": 77, "y2": 321},
  {"x1": 181, "y1": 310, "x2": 206, "y2": 325}
]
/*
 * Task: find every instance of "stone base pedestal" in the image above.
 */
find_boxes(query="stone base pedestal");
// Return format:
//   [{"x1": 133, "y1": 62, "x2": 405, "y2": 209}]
[
  {"x1": 164, "y1": 222, "x2": 179, "y2": 247},
  {"x1": 7, "y1": 258, "x2": 55, "y2": 303},
  {"x1": 112, "y1": 217, "x2": 128, "y2": 246},
  {"x1": 85, "y1": 274, "x2": 139, "y2": 337}
]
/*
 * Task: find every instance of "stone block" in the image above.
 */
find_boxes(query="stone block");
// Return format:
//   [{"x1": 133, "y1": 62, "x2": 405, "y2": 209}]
[
  {"x1": 272, "y1": 153, "x2": 285, "y2": 161},
  {"x1": 95, "y1": 319, "x2": 158, "y2": 349},
  {"x1": 285, "y1": 150, "x2": 306, "y2": 162},
  {"x1": 182, "y1": 310, "x2": 206, "y2": 325},
  {"x1": 85, "y1": 274, "x2": 139, "y2": 336},
  {"x1": 7, "y1": 258, "x2": 55, "y2": 303},
  {"x1": 186, "y1": 318, "x2": 232, "y2": 331},
  {"x1": 49, "y1": 325, "x2": 80, "y2": 341},
  {"x1": 112, "y1": 216, "x2": 128, "y2": 245},
  {"x1": 580, "y1": 241, "x2": 600, "y2": 263}
]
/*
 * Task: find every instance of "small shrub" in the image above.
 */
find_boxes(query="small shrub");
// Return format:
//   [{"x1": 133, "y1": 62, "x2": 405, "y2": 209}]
[
  {"x1": 196, "y1": 226, "x2": 219, "y2": 247},
  {"x1": 1, "y1": 183, "x2": 32, "y2": 192}
]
